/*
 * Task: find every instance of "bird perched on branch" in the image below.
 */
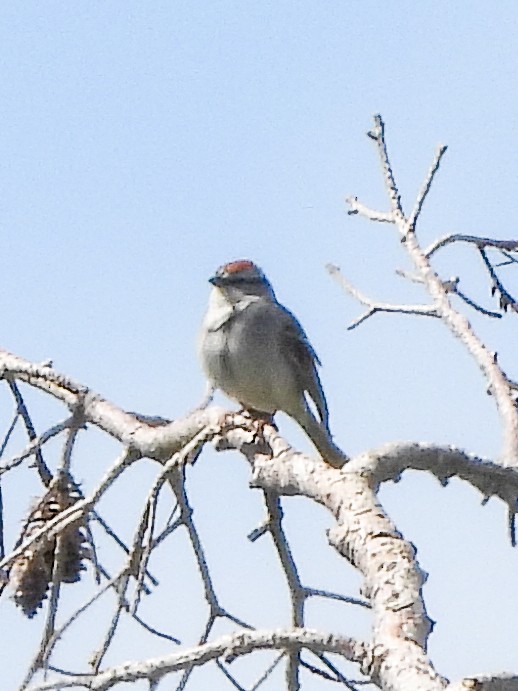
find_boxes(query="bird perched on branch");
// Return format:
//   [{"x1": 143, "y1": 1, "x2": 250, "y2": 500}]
[{"x1": 198, "y1": 260, "x2": 347, "y2": 468}]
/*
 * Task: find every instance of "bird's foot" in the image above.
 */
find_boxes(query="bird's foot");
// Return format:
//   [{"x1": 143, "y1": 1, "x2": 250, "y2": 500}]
[{"x1": 239, "y1": 408, "x2": 278, "y2": 433}]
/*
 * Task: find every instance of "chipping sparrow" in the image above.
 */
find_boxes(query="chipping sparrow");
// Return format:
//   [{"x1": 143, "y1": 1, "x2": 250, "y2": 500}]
[{"x1": 198, "y1": 260, "x2": 347, "y2": 468}]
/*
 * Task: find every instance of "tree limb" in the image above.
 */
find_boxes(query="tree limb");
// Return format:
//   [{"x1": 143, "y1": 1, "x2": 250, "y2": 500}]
[
  {"x1": 26, "y1": 628, "x2": 367, "y2": 691},
  {"x1": 345, "y1": 115, "x2": 518, "y2": 466},
  {"x1": 425, "y1": 235, "x2": 518, "y2": 259},
  {"x1": 327, "y1": 263, "x2": 438, "y2": 329}
]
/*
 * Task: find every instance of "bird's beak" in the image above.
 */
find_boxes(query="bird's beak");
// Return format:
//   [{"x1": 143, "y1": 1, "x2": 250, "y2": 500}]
[{"x1": 209, "y1": 274, "x2": 223, "y2": 287}]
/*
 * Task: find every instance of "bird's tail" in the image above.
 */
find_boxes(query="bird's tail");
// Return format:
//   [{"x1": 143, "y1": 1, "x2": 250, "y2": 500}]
[{"x1": 297, "y1": 407, "x2": 348, "y2": 469}]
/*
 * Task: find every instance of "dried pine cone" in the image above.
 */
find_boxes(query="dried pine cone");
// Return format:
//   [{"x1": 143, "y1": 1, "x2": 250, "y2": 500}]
[{"x1": 10, "y1": 474, "x2": 88, "y2": 617}]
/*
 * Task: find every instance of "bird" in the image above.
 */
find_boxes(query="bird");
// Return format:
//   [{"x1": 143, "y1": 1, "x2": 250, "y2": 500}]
[{"x1": 198, "y1": 259, "x2": 347, "y2": 468}]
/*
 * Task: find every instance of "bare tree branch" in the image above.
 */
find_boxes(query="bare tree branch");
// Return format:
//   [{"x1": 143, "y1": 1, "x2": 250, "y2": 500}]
[
  {"x1": 452, "y1": 284, "x2": 503, "y2": 318},
  {"x1": 0, "y1": 349, "x2": 226, "y2": 461},
  {"x1": 369, "y1": 114, "x2": 405, "y2": 221},
  {"x1": 425, "y1": 234, "x2": 518, "y2": 259},
  {"x1": 407, "y1": 145, "x2": 448, "y2": 231},
  {"x1": 8, "y1": 379, "x2": 53, "y2": 486},
  {"x1": 25, "y1": 628, "x2": 368, "y2": 691},
  {"x1": 449, "y1": 675, "x2": 518, "y2": 691},
  {"x1": 3, "y1": 115, "x2": 518, "y2": 691},
  {"x1": 345, "y1": 197, "x2": 395, "y2": 223},
  {"x1": 327, "y1": 264, "x2": 438, "y2": 329},
  {"x1": 264, "y1": 492, "x2": 303, "y2": 689},
  {"x1": 345, "y1": 115, "x2": 518, "y2": 467},
  {"x1": 479, "y1": 248, "x2": 518, "y2": 313},
  {"x1": 0, "y1": 418, "x2": 71, "y2": 477},
  {"x1": 219, "y1": 424, "x2": 446, "y2": 690},
  {"x1": 250, "y1": 652, "x2": 285, "y2": 690}
]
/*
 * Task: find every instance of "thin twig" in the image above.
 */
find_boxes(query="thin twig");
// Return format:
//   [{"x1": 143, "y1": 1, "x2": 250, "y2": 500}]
[
  {"x1": 395, "y1": 268, "x2": 424, "y2": 284},
  {"x1": 215, "y1": 659, "x2": 246, "y2": 690},
  {"x1": 84, "y1": 518, "x2": 102, "y2": 585},
  {"x1": 309, "y1": 652, "x2": 361, "y2": 689},
  {"x1": 264, "y1": 492, "x2": 303, "y2": 691},
  {"x1": 0, "y1": 390, "x2": 16, "y2": 566},
  {"x1": 479, "y1": 247, "x2": 518, "y2": 313},
  {"x1": 369, "y1": 114, "x2": 404, "y2": 220},
  {"x1": 250, "y1": 652, "x2": 285, "y2": 690},
  {"x1": 151, "y1": 515, "x2": 182, "y2": 550},
  {"x1": 93, "y1": 511, "x2": 159, "y2": 588},
  {"x1": 41, "y1": 573, "x2": 125, "y2": 669},
  {"x1": 57, "y1": 401, "x2": 85, "y2": 476},
  {"x1": 172, "y1": 468, "x2": 219, "y2": 608},
  {"x1": 407, "y1": 145, "x2": 448, "y2": 232},
  {"x1": 0, "y1": 419, "x2": 71, "y2": 477},
  {"x1": 175, "y1": 616, "x2": 216, "y2": 691},
  {"x1": 299, "y1": 656, "x2": 344, "y2": 683},
  {"x1": 130, "y1": 496, "x2": 159, "y2": 614},
  {"x1": 497, "y1": 249, "x2": 518, "y2": 266},
  {"x1": 90, "y1": 588, "x2": 128, "y2": 672},
  {"x1": 0, "y1": 410, "x2": 20, "y2": 457},
  {"x1": 41, "y1": 533, "x2": 66, "y2": 674},
  {"x1": 19, "y1": 533, "x2": 67, "y2": 690},
  {"x1": 345, "y1": 197, "x2": 394, "y2": 223},
  {"x1": 426, "y1": 234, "x2": 518, "y2": 258},
  {"x1": 304, "y1": 587, "x2": 370, "y2": 608},
  {"x1": 172, "y1": 442, "x2": 256, "y2": 689},
  {"x1": 132, "y1": 427, "x2": 213, "y2": 615},
  {"x1": 7, "y1": 380, "x2": 53, "y2": 486},
  {"x1": 453, "y1": 286, "x2": 503, "y2": 318},
  {"x1": 45, "y1": 664, "x2": 93, "y2": 677},
  {"x1": 131, "y1": 613, "x2": 181, "y2": 645},
  {"x1": 326, "y1": 263, "x2": 438, "y2": 329}
]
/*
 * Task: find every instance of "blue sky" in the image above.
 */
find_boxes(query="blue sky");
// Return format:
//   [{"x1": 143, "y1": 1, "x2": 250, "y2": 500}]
[{"x1": 1, "y1": 2, "x2": 518, "y2": 688}]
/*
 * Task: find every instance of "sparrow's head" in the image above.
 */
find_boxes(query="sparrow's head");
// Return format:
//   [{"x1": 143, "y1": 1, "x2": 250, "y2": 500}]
[{"x1": 209, "y1": 260, "x2": 276, "y2": 301}]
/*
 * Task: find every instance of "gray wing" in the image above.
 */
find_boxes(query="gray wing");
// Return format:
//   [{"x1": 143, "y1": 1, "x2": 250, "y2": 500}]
[{"x1": 278, "y1": 305, "x2": 330, "y2": 430}]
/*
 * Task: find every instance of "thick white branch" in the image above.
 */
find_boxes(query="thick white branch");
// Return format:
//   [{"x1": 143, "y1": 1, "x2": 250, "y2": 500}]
[
  {"x1": 0, "y1": 348, "x2": 225, "y2": 460},
  {"x1": 352, "y1": 441, "x2": 518, "y2": 506},
  {"x1": 1, "y1": 347, "x2": 514, "y2": 689},
  {"x1": 404, "y1": 227, "x2": 518, "y2": 465},
  {"x1": 221, "y1": 424, "x2": 447, "y2": 690}
]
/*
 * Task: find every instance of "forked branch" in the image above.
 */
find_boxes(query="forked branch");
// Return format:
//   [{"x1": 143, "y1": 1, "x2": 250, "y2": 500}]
[{"x1": 344, "y1": 114, "x2": 518, "y2": 467}]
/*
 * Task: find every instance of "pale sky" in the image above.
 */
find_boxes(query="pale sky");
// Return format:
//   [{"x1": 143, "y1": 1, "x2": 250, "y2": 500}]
[{"x1": 1, "y1": 2, "x2": 517, "y2": 689}]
